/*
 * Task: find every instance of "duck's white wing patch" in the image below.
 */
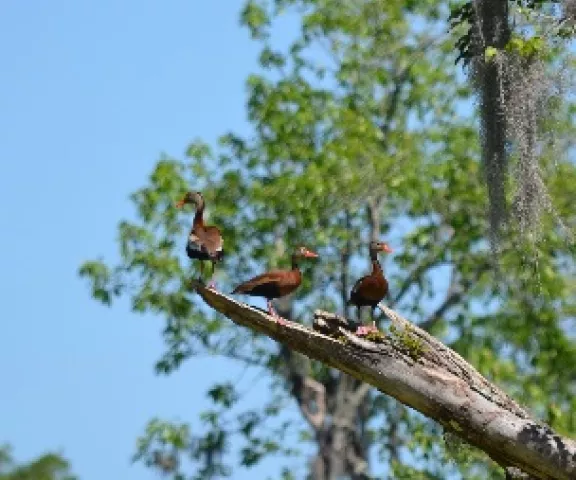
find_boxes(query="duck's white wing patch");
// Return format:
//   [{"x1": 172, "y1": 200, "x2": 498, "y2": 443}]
[{"x1": 187, "y1": 233, "x2": 203, "y2": 251}]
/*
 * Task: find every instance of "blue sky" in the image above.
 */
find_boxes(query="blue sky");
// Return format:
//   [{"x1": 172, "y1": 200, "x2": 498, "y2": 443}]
[
  {"x1": 0, "y1": 1, "x2": 293, "y2": 478},
  {"x1": 0, "y1": 1, "x2": 464, "y2": 478}
]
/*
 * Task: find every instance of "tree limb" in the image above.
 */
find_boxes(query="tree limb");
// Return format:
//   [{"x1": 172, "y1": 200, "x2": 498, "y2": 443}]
[
  {"x1": 389, "y1": 230, "x2": 453, "y2": 309},
  {"x1": 419, "y1": 265, "x2": 461, "y2": 331},
  {"x1": 300, "y1": 377, "x2": 327, "y2": 430},
  {"x1": 420, "y1": 261, "x2": 491, "y2": 331},
  {"x1": 390, "y1": 252, "x2": 445, "y2": 308},
  {"x1": 191, "y1": 281, "x2": 576, "y2": 480}
]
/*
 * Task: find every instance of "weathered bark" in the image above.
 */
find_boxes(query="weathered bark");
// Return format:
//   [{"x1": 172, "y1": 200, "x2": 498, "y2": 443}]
[{"x1": 191, "y1": 281, "x2": 576, "y2": 480}]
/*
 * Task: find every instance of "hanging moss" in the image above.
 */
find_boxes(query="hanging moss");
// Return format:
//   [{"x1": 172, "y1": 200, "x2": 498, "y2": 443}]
[{"x1": 453, "y1": 0, "x2": 575, "y2": 254}]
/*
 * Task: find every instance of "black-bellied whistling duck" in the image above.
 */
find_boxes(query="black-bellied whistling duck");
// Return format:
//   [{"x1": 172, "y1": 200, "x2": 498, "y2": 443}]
[
  {"x1": 175, "y1": 191, "x2": 224, "y2": 289},
  {"x1": 231, "y1": 246, "x2": 319, "y2": 325},
  {"x1": 348, "y1": 240, "x2": 393, "y2": 336}
]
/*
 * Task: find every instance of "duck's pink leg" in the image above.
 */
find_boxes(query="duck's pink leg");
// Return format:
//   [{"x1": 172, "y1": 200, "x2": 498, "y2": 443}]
[
  {"x1": 267, "y1": 300, "x2": 287, "y2": 325},
  {"x1": 355, "y1": 325, "x2": 370, "y2": 336},
  {"x1": 206, "y1": 261, "x2": 218, "y2": 290}
]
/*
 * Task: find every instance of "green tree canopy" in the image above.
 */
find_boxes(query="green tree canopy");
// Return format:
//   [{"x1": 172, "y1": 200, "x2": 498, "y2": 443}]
[
  {"x1": 80, "y1": 0, "x2": 576, "y2": 478},
  {"x1": 0, "y1": 445, "x2": 76, "y2": 480}
]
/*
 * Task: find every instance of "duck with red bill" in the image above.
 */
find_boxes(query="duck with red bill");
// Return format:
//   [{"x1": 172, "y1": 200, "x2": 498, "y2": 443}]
[
  {"x1": 175, "y1": 191, "x2": 224, "y2": 289},
  {"x1": 232, "y1": 246, "x2": 319, "y2": 325},
  {"x1": 347, "y1": 240, "x2": 393, "y2": 335}
]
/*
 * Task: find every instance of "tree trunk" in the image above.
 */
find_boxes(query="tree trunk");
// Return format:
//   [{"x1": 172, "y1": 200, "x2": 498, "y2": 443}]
[
  {"x1": 308, "y1": 210, "x2": 371, "y2": 480},
  {"x1": 308, "y1": 374, "x2": 371, "y2": 480},
  {"x1": 472, "y1": 0, "x2": 511, "y2": 244}
]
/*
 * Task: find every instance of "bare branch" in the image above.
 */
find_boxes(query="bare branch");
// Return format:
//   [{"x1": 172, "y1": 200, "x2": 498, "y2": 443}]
[
  {"x1": 378, "y1": 33, "x2": 449, "y2": 138},
  {"x1": 366, "y1": 197, "x2": 382, "y2": 241},
  {"x1": 348, "y1": 383, "x2": 372, "y2": 412},
  {"x1": 390, "y1": 228, "x2": 454, "y2": 309},
  {"x1": 299, "y1": 377, "x2": 327, "y2": 430},
  {"x1": 379, "y1": 68, "x2": 411, "y2": 138},
  {"x1": 420, "y1": 288, "x2": 463, "y2": 332},
  {"x1": 419, "y1": 267, "x2": 461, "y2": 331},
  {"x1": 390, "y1": 251, "x2": 446, "y2": 308},
  {"x1": 420, "y1": 261, "x2": 491, "y2": 331},
  {"x1": 386, "y1": 402, "x2": 403, "y2": 462},
  {"x1": 191, "y1": 281, "x2": 576, "y2": 480}
]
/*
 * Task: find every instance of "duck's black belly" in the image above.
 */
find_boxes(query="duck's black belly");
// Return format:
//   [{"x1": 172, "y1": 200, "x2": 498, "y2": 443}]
[
  {"x1": 349, "y1": 279, "x2": 388, "y2": 308},
  {"x1": 186, "y1": 243, "x2": 224, "y2": 262},
  {"x1": 244, "y1": 282, "x2": 282, "y2": 299},
  {"x1": 349, "y1": 291, "x2": 382, "y2": 308},
  {"x1": 186, "y1": 244, "x2": 211, "y2": 261}
]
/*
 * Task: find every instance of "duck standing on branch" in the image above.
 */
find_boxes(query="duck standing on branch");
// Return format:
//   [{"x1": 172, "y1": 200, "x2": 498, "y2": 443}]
[
  {"x1": 175, "y1": 191, "x2": 224, "y2": 289},
  {"x1": 231, "y1": 246, "x2": 319, "y2": 325},
  {"x1": 348, "y1": 240, "x2": 393, "y2": 336}
]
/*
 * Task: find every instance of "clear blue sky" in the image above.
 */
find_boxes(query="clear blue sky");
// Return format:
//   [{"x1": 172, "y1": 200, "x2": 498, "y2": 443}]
[{"x1": 0, "y1": 1, "x2": 295, "y2": 478}]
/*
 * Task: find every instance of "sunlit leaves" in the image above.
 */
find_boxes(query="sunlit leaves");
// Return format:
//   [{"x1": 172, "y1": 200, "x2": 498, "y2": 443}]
[
  {"x1": 0, "y1": 445, "x2": 77, "y2": 480},
  {"x1": 505, "y1": 33, "x2": 546, "y2": 58},
  {"x1": 78, "y1": 260, "x2": 123, "y2": 306},
  {"x1": 259, "y1": 46, "x2": 286, "y2": 69},
  {"x1": 133, "y1": 419, "x2": 193, "y2": 478},
  {"x1": 80, "y1": 0, "x2": 576, "y2": 478},
  {"x1": 240, "y1": 1, "x2": 271, "y2": 39},
  {"x1": 240, "y1": 438, "x2": 280, "y2": 467},
  {"x1": 207, "y1": 383, "x2": 239, "y2": 409}
]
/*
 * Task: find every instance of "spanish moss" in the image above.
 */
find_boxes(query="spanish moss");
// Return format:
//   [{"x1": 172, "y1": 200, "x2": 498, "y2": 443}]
[{"x1": 467, "y1": 0, "x2": 574, "y2": 253}]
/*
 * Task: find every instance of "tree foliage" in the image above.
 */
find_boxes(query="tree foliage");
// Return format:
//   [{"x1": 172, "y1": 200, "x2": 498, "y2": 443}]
[
  {"x1": 80, "y1": 0, "x2": 576, "y2": 478},
  {"x1": 0, "y1": 445, "x2": 76, "y2": 480}
]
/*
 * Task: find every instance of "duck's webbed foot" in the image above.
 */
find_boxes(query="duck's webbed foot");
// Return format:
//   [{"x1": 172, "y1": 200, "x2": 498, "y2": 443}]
[
  {"x1": 275, "y1": 315, "x2": 287, "y2": 326},
  {"x1": 355, "y1": 325, "x2": 370, "y2": 336},
  {"x1": 206, "y1": 262, "x2": 218, "y2": 290}
]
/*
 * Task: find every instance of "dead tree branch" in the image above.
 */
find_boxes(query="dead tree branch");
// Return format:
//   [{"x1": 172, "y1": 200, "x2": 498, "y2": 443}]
[{"x1": 191, "y1": 281, "x2": 576, "y2": 480}]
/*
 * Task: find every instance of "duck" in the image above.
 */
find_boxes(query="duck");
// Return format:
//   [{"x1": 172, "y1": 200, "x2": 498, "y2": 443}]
[
  {"x1": 175, "y1": 191, "x2": 224, "y2": 289},
  {"x1": 348, "y1": 240, "x2": 392, "y2": 335},
  {"x1": 231, "y1": 246, "x2": 319, "y2": 325}
]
